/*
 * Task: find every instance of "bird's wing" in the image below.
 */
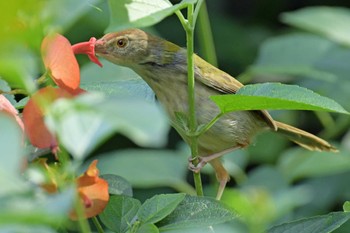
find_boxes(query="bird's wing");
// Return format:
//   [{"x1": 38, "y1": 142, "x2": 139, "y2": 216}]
[{"x1": 194, "y1": 55, "x2": 277, "y2": 130}]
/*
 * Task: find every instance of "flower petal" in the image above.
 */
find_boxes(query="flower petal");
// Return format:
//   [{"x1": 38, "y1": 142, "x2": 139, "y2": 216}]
[
  {"x1": 70, "y1": 160, "x2": 109, "y2": 220},
  {"x1": 41, "y1": 34, "x2": 80, "y2": 93},
  {"x1": 0, "y1": 95, "x2": 24, "y2": 130},
  {"x1": 22, "y1": 87, "x2": 72, "y2": 153}
]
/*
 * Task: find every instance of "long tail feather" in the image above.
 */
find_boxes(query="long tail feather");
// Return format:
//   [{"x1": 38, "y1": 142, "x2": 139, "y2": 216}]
[{"x1": 275, "y1": 121, "x2": 338, "y2": 152}]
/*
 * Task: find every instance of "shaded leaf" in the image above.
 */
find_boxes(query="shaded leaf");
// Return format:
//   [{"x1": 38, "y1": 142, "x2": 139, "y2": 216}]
[
  {"x1": 158, "y1": 196, "x2": 237, "y2": 231},
  {"x1": 100, "y1": 174, "x2": 133, "y2": 197},
  {"x1": 137, "y1": 223, "x2": 159, "y2": 233},
  {"x1": 107, "y1": 0, "x2": 197, "y2": 31},
  {"x1": 277, "y1": 148, "x2": 350, "y2": 182},
  {"x1": 138, "y1": 193, "x2": 186, "y2": 224},
  {"x1": 87, "y1": 149, "x2": 195, "y2": 194},
  {"x1": 211, "y1": 83, "x2": 349, "y2": 114},
  {"x1": 99, "y1": 195, "x2": 141, "y2": 233},
  {"x1": 281, "y1": 7, "x2": 350, "y2": 47},
  {"x1": 268, "y1": 212, "x2": 350, "y2": 233},
  {"x1": 248, "y1": 33, "x2": 337, "y2": 82}
]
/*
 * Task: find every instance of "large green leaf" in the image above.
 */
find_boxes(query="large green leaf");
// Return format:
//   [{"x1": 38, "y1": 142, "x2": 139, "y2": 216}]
[
  {"x1": 106, "y1": 0, "x2": 197, "y2": 31},
  {"x1": 99, "y1": 195, "x2": 141, "y2": 233},
  {"x1": 281, "y1": 7, "x2": 350, "y2": 47},
  {"x1": 268, "y1": 212, "x2": 350, "y2": 233},
  {"x1": 277, "y1": 148, "x2": 350, "y2": 182},
  {"x1": 0, "y1": 187, "x2": 75, "y2": 226},
  {"x1": 46, "y1": 92, "x2": 169, "y2": 159},
  {"x1": 158, "y1": 196, "x2": 237, "y2": 231},
  {"x1": 87, "y1": 149, "x2": 195, "y2": 194},
  {"x1": 248, "y1": 33, "x2": 337, "y2": 82},
  {"x1": 0, "y1": 113, "x2": 27, "y2": 196},
  {"x1": 138, "y1": 193, "x2": 186, "y2": 224},
  {"x1": 210, "y1": 83, "x2": 349, "y2": 114}
]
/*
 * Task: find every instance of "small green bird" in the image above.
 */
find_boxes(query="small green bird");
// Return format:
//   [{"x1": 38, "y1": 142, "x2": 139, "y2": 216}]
[{"x1": 94, "y1": 28, "x2": 337, "y2": 199}]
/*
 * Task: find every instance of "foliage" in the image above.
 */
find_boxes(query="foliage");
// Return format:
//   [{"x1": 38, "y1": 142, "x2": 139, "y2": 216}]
[{"x1": 1, "y1": 0, "x2": 350, "y2": 233}]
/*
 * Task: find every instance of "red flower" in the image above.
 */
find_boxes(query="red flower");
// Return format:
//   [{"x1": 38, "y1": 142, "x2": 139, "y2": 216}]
[
  {"x1": 0, "y1": 95, "x2": 24, "y2": 130},
  {"x1": 70, "y1": 160, "x2": 109, "y2": 220},
  {"x1": 22, "y1": 86, "x2": 72, "y2": 155},
  {"x1": 72, "y1": 37, "x2": 103, "y2": 67},
  {"x1": 41, "y1": 33, "x2": 81, "y2": 94}
]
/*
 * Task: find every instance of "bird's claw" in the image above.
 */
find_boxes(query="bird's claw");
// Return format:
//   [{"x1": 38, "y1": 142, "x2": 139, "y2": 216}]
[{"x1": 188, "y1": 156, "x2": 208, "y2": 173}]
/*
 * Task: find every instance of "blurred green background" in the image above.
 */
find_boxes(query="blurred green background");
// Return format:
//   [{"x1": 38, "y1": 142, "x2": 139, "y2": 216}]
[{"x1": 2, "y1": 0, "x2": 350, "y2": 232}]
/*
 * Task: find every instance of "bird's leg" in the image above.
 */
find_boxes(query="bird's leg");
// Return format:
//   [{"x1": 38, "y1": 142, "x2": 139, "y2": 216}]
[
  {"x1": 188, "y1": 146, "x2": 241, "y2": 173},
  {"x1": 210, "y1": 158, "x2": 230, "y2": 200}
]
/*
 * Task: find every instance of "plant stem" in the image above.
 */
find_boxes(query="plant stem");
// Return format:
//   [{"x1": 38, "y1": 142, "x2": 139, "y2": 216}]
[
  {"x1": 185, "y1": 3, "x2": 204, "y2": 197},
  {"x1": 92, "y1": 216, "x2": 104, "y2": 233},
  {"x1": 196, "y1": 0, "x2": 218, "y2": 66},
  {"x1": 74, "y1": 196, "x2": 91, "y2": 233}
]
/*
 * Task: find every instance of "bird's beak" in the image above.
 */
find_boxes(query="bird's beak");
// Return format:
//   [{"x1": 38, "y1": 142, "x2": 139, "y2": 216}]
[{"x1": 94, "y1": 38, "x2": 107, "y2": 55}]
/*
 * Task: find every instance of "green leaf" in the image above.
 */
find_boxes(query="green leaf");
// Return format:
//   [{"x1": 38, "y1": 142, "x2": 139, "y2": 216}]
[
  {"x1": 138, "y1": 194, "x2": 186, "y2": 224},
  {"x1": 46, "y1": 92, "x2": 169, "y2": 159},
  {"x1": 44, "y1": 0, "x2": 102, "y2": 32},
  {"x1": 99, "y1": 195, "x2": 141, "y2": 233},
  {"x1": 210, "y1": 83, "x2": 349, "y2": 114},
  {"x1": 158, "y1": 196, "x2": 237, "y2": 231},
  {"x1": 137, "y1": 223, "x2": 159, "y2": 233},
  {"x1": 81, "y1": 59, "x2": 155, "y2": 101},
  {"x1": 0, "y1": 187, "x2": 75, "y2": 226},
  {"x1": 268, "y1": 212, "x2": 350, "y2": 233},
  {"x1": 0, "y1": 113, "x2": 27, "y2": 196},
  {"x1": 100, "y1": 174, "x2": 133, "y2": 196},
  {"x1": 87, "y1": 149, "x2": 195, "y2": 194},
  {"x1": 106, "y1": 0, "x2": 197, "y2": 31},
  {"x1": 281, "y1": 7, "x2": 350, "y2": 47},
  {"x1": 248, "y1": 33, "x2": 337, "y2": 82},
  {"x1": 277, "y1": 148, "x2": 350, "y2": 182},
  {"x1": 344, "y1": 201, "x2": 350, "y2": 212}
]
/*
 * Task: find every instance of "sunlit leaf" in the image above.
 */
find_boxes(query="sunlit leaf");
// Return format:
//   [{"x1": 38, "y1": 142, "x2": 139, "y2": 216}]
[
  {"x1": 107, "y1": 0, "x2": 197, "y2": 31},
  {"x1": 211, "y1": 83, "x2": 349, "y2": 114},
  {"x1": 0, "y1": 113, "x2": 26, "y2": 195},
  {"x1": 138, "y1": 194, "x2": 186, "y2": 224}
]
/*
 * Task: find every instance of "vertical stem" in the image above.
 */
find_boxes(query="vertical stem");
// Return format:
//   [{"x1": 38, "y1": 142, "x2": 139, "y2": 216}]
[
  {"x1": 186, "y1": 4, "x2": 204, "y2": 197},
  {"x1": 92, "y1": 216, "x2": 105, "y2": 233},
  {"x1": 196, "y1": 0, "x2": 218, "y2": 66}
]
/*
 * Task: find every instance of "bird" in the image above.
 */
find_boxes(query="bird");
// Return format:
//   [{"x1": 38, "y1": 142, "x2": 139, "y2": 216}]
[{"x1": 94, "y1": 28, "x2": 337, "y2": 199}]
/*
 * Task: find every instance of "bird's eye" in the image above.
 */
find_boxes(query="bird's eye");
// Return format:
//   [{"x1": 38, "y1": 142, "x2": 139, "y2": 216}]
[{"x1": 116, "y1": 38, "x2": 128, "y2": 48}]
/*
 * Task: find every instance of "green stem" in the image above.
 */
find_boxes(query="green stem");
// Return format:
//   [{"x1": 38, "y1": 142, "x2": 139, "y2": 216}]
[
  {"x1": 196, "y1": 0, "x2": 217, "y2": 66},
  {"x1": 74, "y1": 195, "x2": 91, "y2": 233},
  {"x1": 92, "y1": 216, "x2": 104, "y2": 233},
  {"x1": 186, "y1": 3, "x2": 204, "y2": 197},
  {"x1": 195, "y1": 113, "x2": 223, "y2": 136}
]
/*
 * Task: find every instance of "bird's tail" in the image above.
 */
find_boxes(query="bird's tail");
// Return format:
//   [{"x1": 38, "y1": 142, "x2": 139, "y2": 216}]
[{"x1": 275, "y1": 121, "x2": 338, "y2": 152}]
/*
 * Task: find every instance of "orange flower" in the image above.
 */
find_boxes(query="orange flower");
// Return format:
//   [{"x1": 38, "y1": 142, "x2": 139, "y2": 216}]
[
  {"x1": 41, "y1": 33, "x2": 81, "y2": 94},
  {"x1": 70, "y1": 160, "x2": 109, "y2": 220},
  {"x1": 72, "y1": 37, "x2": 103, "y2": 67},
  {"x1": 22, "y1": 86, "x2": 72, "y2": 155},
  {"x1": 0, "y1": 94, "x2": 24, "y2": 130}
]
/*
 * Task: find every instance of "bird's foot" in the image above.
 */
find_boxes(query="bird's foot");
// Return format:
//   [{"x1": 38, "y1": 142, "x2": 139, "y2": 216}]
[{"x1": 188, "y1": 156, "x2": 208, "y2": 173}]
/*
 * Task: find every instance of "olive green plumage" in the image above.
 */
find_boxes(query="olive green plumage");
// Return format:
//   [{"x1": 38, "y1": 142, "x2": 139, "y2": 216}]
[{"x1": 95, "y1": 28, "x2": 337, "y2": 199}]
